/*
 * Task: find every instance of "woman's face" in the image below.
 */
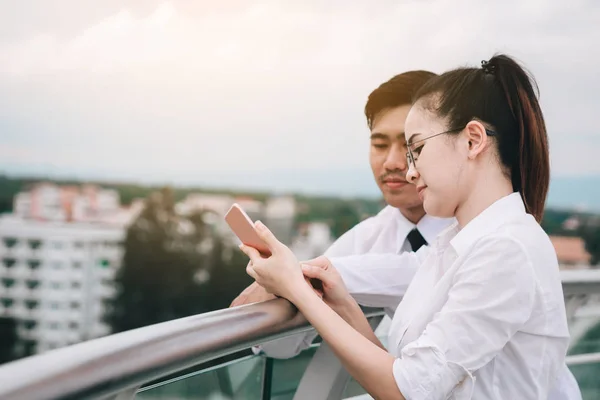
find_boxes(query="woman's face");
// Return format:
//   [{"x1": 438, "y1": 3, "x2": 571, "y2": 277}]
[{"x1": 404, "y1": 103, "x2": 470, "y2": 219}]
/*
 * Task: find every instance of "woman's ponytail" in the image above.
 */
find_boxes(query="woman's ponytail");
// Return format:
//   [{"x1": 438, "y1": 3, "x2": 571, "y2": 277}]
[{"x1": 488, "y1": 55, "x2": 549, "y2": 222}]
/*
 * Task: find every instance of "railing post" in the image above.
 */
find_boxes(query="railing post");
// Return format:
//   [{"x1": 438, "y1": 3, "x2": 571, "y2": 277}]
[
  {"x1": 293, "y1": 314, "x2": 384, "y2": 400},
  {"x1": 261, "y1": 357, "x2": 274, "y2": 400},
  {"x1": 105, "y1": 385, "x2": 140, "y2": 400}
]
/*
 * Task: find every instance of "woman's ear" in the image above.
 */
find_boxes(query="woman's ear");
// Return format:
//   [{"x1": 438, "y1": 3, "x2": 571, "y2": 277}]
[{"x1": 464, "y1": 121, "x2": 489, "y2": 159}]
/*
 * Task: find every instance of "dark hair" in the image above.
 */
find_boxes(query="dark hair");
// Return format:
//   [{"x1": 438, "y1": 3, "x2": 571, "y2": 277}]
[
  {"x1": 365, "y1": 70, "x2": 438, "y2": 129},
  {"x1": 413, "y1": 54, "x2": 549, "y2": 222}
]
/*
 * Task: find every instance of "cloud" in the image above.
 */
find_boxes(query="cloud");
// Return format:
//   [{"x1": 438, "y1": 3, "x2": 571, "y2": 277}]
[{"x1": 0, "y1": 0, "x2": 599, "y2": 186}]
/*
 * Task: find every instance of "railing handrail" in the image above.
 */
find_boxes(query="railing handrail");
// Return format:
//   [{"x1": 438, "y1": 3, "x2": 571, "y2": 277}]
[
  {"x1": 0, "y1": 297, "x2": 382, "y2": 400},
  {"x1": 0, "y1": 299, "x2": 307, "y2": 400},
  {"x1": 0, "y1": 269, "x2": 597, "y2": 400},
  {"x1": 565, "y1": 352, "x2": 600, "y2": 366},
  {"x1": 560, "y1": 268, "x2": 600, "y2": 295}
]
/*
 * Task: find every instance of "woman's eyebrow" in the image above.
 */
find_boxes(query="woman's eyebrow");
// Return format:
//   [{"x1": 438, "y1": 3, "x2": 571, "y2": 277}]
[{"x1": 406, "y1": 133, "x2": 422, "y2": 146}]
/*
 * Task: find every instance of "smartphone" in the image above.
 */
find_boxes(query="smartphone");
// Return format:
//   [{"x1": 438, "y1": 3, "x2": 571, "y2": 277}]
[{"x1": 224, "y1": 203, "x2": 271, "y2": 257}]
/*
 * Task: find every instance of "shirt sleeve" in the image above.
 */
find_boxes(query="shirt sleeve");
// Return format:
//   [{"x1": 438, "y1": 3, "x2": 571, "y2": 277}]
[
  {"x1": 392, "y1": 236, "x2": 537, "y2": 400},
  {"x1": 329, "y1": 246, "x2": 429, "y2": 308},
  {"x1": 322, "y1": 217, "x2": 370, "y2": 258}
]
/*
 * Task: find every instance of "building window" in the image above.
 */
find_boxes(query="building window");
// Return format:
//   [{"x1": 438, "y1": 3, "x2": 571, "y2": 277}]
[
  {"x1": 28, "y1": 259, "x2": 41, "y2": 270},
  {"x1": 2, "y1": 258, "x2": 17, "y2": 268},
  {"x1": 52, "y1": 261, "x2": 63, "y2": 270},
  {"x1": 98, "y1": 259, "x2": 111, "y2": 268},
  {"x1": 1, "y1": 278, "x2": 16, "y2": 289},
  {"x1": 25, "y1": 300, "x2": 39, "y2": 310},
  {"x1": 28, "y1": 239, "x2": 42, "y2": 250},
  {"x1": 73, "y1": 241, "x2": 84, "y2": 249},
  {"x1": 50, "y1": 302, "x2": 60, "y2": 310},
  {"x1": 72, "y1": 261, "x2": 82, "y2": 269},
  {"x1": 68, "y1": 321, "x2": 79, "y2": 330},
  {"x1": 48, "y1": 322, "x2": 60, "y2": 330},
  {"x1": 2, "y1": 237, "x2": 18, "y2": 248},
  {"x1": 23, "y1": 340, "x2": 36, "y2": 356},
  {"x1": 26, "y1": 280, "x2": 40, "y2": 290},
  {"x1": 70, "y1": 302, "x2": 80, "y2": 309},
  {"x1": 51, "y1": 282, "x2": 62, "y2": 290},
  {"x1": 71, "y1": 281, "x2": 81, "y2": 289},
  {"x1": 23, "y1": 320, "x2": 37, "y2": 330},
  {"x1": 51, "y1": 242, "x2": 64, "y2": 250},
  {"x1": 1, "y1": 298, "x2": 14, "y2": 308}
]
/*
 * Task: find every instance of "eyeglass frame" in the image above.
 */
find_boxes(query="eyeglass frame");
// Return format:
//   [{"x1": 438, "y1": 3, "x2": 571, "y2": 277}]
[{"x1": 405, "y1": 125, "x2": 497, "y2": 167}]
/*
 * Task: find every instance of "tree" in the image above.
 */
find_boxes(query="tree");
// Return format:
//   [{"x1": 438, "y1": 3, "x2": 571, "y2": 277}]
[
  {"x1": 105, "y1": 188, "x2": 250, "y2": 333},
  {"x1": 581, "y1": 224, "x2": 600, "y2": 266},
  {"x1": 0, "y1": 317, "x2": 17, "y2": 364},
  {"x1": 329, "y1": 202, "x2": 362, "y2": 239}
]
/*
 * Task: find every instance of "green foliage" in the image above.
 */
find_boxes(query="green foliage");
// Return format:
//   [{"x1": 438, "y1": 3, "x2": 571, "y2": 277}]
[
  {"x1": 104, "y1": 187, "x2": 252, "y2": 333},
  {"x1": 541, "y1": 209, "x2": 580, "y2": 237},
  {"x1": 581, "y1": 224, "x2": 600, "y2": 266},
  {"x1": 329, "y1": 202, "x2": 362, "y2": 239},
  {"x1": 0, "y1": 317, "x2": 18, "y2": 363},
  {"x1": 294, "y1": 195, "x2": 383, "y2": 239}
]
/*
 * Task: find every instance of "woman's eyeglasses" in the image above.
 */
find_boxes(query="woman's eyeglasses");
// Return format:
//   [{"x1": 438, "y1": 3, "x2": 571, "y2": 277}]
[{"x1": 405, "y1": 126, "x2": 497, "y2": 167}]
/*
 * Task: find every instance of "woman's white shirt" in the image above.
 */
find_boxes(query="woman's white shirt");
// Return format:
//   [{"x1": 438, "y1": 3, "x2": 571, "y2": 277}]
[{"x1": 387, "y1": 193, "x2": 570, "y2": 399}]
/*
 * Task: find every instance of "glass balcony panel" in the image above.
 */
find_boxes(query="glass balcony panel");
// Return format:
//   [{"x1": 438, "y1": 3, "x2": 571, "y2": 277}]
[{"x1": 136, "y1": 355, "x2": 264, "y2": 400}]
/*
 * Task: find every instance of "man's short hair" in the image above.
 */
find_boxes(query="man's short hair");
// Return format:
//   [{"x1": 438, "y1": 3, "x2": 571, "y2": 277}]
[{"x1": 364, "y1": 70, "x2": 438, "y2": 129}]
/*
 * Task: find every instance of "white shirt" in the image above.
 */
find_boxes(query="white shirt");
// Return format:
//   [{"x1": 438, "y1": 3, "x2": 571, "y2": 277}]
[
  {"x1": 258, "y1": 197, "x2": 580, "y2": 399},
  {"x1": 326, "y1": 205, "x2": 451, "y2": 315},
  {"x1": 340, "y1": 193, "x2": 570, "y2": 399}
]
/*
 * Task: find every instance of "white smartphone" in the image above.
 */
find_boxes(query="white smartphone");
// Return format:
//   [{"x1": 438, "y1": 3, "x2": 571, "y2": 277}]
[{"x1": 224, "y1": 203, "x2": 271, "y2": 257}]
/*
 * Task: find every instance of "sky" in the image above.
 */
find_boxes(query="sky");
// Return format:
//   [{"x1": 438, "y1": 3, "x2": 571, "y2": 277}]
[{"x1": 0, "y1": 0, "x2": 599, "y2": 195}]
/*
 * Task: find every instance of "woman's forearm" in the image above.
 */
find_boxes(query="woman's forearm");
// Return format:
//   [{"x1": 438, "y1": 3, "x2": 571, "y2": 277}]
[
  {"x1": 290, "y1": 286, "x2": 405, "y2": 400},
  {"x1": 335, "y1": 298, "x2": 386, "y2": 350}
]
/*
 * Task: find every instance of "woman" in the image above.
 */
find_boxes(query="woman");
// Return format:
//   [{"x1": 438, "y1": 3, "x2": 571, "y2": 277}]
[{"x1": 240, "y1": 54, "x2": 570, "y2": 399}]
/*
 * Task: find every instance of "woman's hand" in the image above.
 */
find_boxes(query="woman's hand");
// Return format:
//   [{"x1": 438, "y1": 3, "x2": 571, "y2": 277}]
[
  {"x1": 301, "y1": 256, "x2": 353, "y2": 311},
  {"x1": 239, "y1": 221, "x2": 313, "y2": 302}
]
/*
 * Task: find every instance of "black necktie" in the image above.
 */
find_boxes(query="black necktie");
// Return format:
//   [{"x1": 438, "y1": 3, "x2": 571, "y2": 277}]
[{"x1": 407, "y1": 228, "x2": 427, "y2": 252}]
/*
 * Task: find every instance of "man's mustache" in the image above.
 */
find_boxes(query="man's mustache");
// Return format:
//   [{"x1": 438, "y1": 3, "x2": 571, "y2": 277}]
[{"x1": 380, "y1": 172, "x2": 408, "y2": 183}]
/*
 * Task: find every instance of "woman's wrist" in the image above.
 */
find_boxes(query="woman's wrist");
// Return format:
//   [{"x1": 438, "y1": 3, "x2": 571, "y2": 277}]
[
  {"x1": 333, "y1": 296, "x2": 361, "y2": 322},
  {"x1": 287, "y1": 278, "x2": 319, "y2": 307}
]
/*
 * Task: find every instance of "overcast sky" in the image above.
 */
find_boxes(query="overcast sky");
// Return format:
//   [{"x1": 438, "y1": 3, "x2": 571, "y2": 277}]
[{"x1": 0, "y1": 0, "x2": 599, "y2": 190}]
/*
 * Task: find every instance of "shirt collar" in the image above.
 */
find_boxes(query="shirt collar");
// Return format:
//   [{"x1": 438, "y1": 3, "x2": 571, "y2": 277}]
[
  {"x1": 449, "y1": 192, "x2": 526, "y2": 257},
  {"x1": 417, "y1": 214, "x2": 455, "y2": 245},
  {"x1": 391, "y1": 208, "x2": 454, "y2": 253}
]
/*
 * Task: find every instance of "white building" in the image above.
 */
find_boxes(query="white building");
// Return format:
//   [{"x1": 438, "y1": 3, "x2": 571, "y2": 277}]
[
  {"x1": 176, "y1": 193, "x2": 269, "y2": 246},
  {"x1": 289, "y1": 222, "x2": 334, "y2": 261},
  {"x1": 264, "y1": 196, "x2": 297, "y2": 245},
  {"x1": 0, "y1": 183, "x2": 136, "y2": 355}
]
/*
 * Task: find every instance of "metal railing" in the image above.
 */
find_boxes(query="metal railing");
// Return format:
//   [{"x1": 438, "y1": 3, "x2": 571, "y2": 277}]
[
  {"x1": 0, "y1": 299, "x2": 305, "y2": 400},
  {"x1": 566, "y1": 352, "x2": 600, "y2": 366},
  {"x1": 0, "y1": 297, "x2": 382, "y2": 400},
  {"x1": 560, "y1": 269, "x2": 600, "y2": 296},
  {"x1": 0, "y1": 269, "x2": 597, "y2": 400}
]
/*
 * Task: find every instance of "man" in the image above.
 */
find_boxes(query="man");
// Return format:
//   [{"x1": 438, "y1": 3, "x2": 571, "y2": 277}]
[{"x1": 230, "y1": 71, "x2": 581, "y2": 399}]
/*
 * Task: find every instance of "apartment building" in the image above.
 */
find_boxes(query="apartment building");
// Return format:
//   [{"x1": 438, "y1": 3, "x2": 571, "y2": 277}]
[{"x1": 0, "y1": 183, "x2": 138, "y2": 355}]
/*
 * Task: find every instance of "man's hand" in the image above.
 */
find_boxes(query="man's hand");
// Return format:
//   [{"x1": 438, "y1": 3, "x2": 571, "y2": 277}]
[{"x1": 229, "y1": 281, "x2": 277, "y2": 307}]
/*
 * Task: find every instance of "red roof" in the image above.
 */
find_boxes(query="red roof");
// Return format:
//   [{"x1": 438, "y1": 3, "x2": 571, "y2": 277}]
[{"x1": 550, "y1": 236, "x2": 591, "y2": 266}]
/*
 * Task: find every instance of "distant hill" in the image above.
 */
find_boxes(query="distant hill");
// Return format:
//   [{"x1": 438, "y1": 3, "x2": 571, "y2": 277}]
[{"x1": 1, "y1": 169, "x2": 599, "y2": 212}]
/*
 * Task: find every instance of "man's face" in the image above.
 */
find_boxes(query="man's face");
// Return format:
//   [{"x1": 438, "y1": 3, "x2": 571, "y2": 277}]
[{"x1": 369, "y1": 105, "x2": 423, "y2": 210}]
